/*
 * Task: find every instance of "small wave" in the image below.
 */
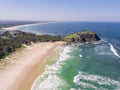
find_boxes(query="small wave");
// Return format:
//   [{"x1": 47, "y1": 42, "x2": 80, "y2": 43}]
[
  {"x1": 34, "y1": 75, "x2": 63, "y2": 90},
  {"x1": 73, "y1": 71, "x2": 120, "y2": 89},
  {"x1": 31, "y1": 46, "x2": 72, "y2": 90},
  {"x1": 93, "y1": 38, "x2": 108, "y2": 45},
  {"x1": 109, "y1": 43, "x2": 120, "y2": 58},
  {"x1": 79, "y1": 54, "x2": 83, "y2": 58},
  {"x1": 94, "y1": 44, "x2": 112, "y2": 55}
]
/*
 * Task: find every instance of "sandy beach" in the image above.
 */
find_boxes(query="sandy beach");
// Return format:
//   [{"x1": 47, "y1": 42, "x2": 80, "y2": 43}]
[
  {"x1": 0, "y1": 41, "x2": 65, "y2": 90},
  {"x1": 1, "y1": 23, "x2": 41, "y2": 31},
  {"x1": 1, "y1": 22, "x2": 55, "y2": 31}
]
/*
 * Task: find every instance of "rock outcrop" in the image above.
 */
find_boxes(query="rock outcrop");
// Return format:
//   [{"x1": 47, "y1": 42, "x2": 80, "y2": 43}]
[{"x1": 64, "y1": 30, "x2": 101, "y2": 44}]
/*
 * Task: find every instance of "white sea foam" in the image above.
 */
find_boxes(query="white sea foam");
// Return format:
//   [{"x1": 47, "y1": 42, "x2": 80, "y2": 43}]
[
  {"x1": 31, "y1": 46, "x2": 72, "y2": 90},
  {"x1": 94, "y1": 44, "x2": 112, "y2": 55},
  {"x1": 93, "y1": 38, "x2": 108, "y2": 45},
  {"x1": 94, "y1": 42, "x2": 120, "y2": 57},
  {"x1": 36, "y1": 75, "x2": 63, "y2": 90},
  {"x1": 79, "y1": 54, "x2": 83, "y2": 58},
  {"x1": 109, "y1": 43, "x2": 120, "y2": 58},
  {"x1": 93, "y1": 41, "x2": 101, "y2": 45},
  {"x1": 73, "y1": 71, "x2": 120, "y2": 89},
  {"x1": 70, "y1": 88, "x2": 81, "y2": 90}
]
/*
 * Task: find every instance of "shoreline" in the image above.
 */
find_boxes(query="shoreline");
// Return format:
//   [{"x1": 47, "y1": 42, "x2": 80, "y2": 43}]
[
  {"x1": 1, "y1": 22, "x2": 56, "y2": 31},
  {"x1": 1, "y1": 23, "x2": 43, "y2": 31},
  {"x1": 0, "y1": 41, "x2": 66, "y2": 90}
]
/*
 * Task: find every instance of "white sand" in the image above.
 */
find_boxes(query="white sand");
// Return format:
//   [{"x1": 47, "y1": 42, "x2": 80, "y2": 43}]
[
  {"x1": 2, "y1": 23, "x2": 40, "y2": 31},
  {"x1": 0, "y1": 41, "x2": 66, "y2": 90},
  {"x1": 1, "y1": 22, "x2": 55, "y2": 31}
]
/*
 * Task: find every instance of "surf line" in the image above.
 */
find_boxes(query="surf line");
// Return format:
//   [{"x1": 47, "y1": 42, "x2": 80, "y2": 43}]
[{"x1": 109, "y1": 43, "x2": 120, "y2": 58}]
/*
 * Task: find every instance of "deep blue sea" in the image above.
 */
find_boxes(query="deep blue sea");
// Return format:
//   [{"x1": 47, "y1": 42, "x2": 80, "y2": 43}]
[{"x1": 18, "y1": 22, "x2": 120, "y2": 90}]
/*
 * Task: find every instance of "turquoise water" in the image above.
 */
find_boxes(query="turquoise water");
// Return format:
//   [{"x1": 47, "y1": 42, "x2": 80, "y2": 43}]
[
  {"x1": 18, "y1": 22, "x2": 120, "y2": 90},
  {"x1": 60, "y1": 43, "x2": 120, "y2": 90}
]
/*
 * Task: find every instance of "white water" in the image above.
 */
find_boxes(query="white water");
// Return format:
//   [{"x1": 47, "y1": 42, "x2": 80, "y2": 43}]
[
  {"x1": 73, "y1": 71, "x2": 120, "y2": 89},
  {"x1": 31, "y1": 46, "x2": 72, "y2": 90},
  {"x1": 94, "y1": 44, "x2": 112, "y2": 55},
  {"x1": 79, "y1": 54, "x2": 83, "y2": 58},
  {"x1": 109, "y1": 43, "x2": 120, "y2": 58},
  {"x1": 31, "y1": 42, "x2": 120, "y2": 90},
  {"x1": 94, "y1": 42, "x2": 120, "y2": 58}
]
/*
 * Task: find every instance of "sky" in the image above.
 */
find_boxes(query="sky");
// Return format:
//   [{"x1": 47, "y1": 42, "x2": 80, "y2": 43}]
[{"x1": 0, "y1": 0, "x2": 120, "y2": 22}]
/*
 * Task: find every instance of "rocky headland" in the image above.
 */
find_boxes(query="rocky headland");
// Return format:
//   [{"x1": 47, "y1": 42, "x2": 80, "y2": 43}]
[{"x1": 63, "y1": 30, "x2": 101, "y2": 44}]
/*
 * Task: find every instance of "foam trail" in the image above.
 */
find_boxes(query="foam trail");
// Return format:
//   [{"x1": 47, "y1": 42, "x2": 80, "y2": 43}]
[
  {"x1": 109, "y1": 43, "x2": 120, "y2": 58},
  {"x1": 31, "y1": 46, "x2": 72, "y2": 90},
  {"x1": 73, "y1": 71, "x2": 120, "y2": 89}
]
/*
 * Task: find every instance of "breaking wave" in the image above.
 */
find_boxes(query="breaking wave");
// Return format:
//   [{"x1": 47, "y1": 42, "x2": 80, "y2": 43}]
[
  {"x1": 72, "y1": 71, "x2": 120, "y2": 90},
  {"x1": 109, "y1": 43, "x2": 120, "y2": 58},
  {"x1": 31, "y1": 46, "x2": 72, "y2": 90}
]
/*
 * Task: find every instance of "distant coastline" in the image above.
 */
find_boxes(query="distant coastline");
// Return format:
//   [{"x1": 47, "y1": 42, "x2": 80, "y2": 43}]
[
  {"x1": 0, "y1": 21, "x2": 40, "y2": 29},
  {"x1": 1, "y1": 21, "x2": 56, "y2": 31},
  {"x1": 0, "y1": 21, "x2": 120, "y2": 90},
  {"x1": 0, "y1": 21, "x2": 65, "y2": 90},
  {"x1": 1, "y1": 23, "x2": 39, "y2": 31}
]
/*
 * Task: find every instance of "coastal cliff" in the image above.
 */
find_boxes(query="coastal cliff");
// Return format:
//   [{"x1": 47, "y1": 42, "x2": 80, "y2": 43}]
[{"x1": 63, "y1": 30, "x2": 101, "y2": 44}]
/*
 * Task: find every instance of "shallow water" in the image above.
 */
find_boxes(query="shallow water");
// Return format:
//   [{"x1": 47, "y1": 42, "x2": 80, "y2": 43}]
[{"x1": 18, "y1": 22, "x2": 120, "y2": 90}]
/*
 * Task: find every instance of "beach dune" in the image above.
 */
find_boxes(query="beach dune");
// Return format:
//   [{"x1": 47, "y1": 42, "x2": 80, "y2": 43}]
[{"x1": 0, "y1": 41, "x2": 65, "y2": 90}]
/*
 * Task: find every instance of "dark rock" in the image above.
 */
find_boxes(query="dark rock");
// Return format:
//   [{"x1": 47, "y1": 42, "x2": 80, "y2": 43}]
[{"x1": 64, "y1": 30, "x2": 101, "y2": 44}]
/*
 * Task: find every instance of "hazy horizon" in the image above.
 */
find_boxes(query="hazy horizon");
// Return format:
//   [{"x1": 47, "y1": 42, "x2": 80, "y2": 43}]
[{"x1": 0, "y1": 0, "x2": 120, "y2": 22}]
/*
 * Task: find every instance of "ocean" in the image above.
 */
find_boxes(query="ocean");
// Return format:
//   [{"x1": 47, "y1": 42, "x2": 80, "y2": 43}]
[{"x1": 18, "y1": 22, "x2": 120, "y2": 90}]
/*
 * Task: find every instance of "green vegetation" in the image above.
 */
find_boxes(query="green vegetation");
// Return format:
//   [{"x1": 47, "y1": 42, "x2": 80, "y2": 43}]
[
  {"x1": 63, "y1": 32, "x2": 80, "y2": 42},
  {"x1": 80, "y1": 30, "x2": 95, "y2": 34},
  {"x1": 63, "y1": 30, "x2": 100, "y2": 43},
  {"x1": 63, "y1": 30, "x2": 93, "y2": 42},
  {"x1": 0, "y1": 31, "x2": 63, "y2": 59},
  {"x1": 0, "y1": 30, "x2": 100, "y2": 59}
]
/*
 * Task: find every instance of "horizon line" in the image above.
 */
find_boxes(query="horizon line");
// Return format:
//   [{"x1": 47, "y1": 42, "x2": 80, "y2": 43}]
[{"x1": 0, "y1": 20, "x2": 120, "y2": 23}]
